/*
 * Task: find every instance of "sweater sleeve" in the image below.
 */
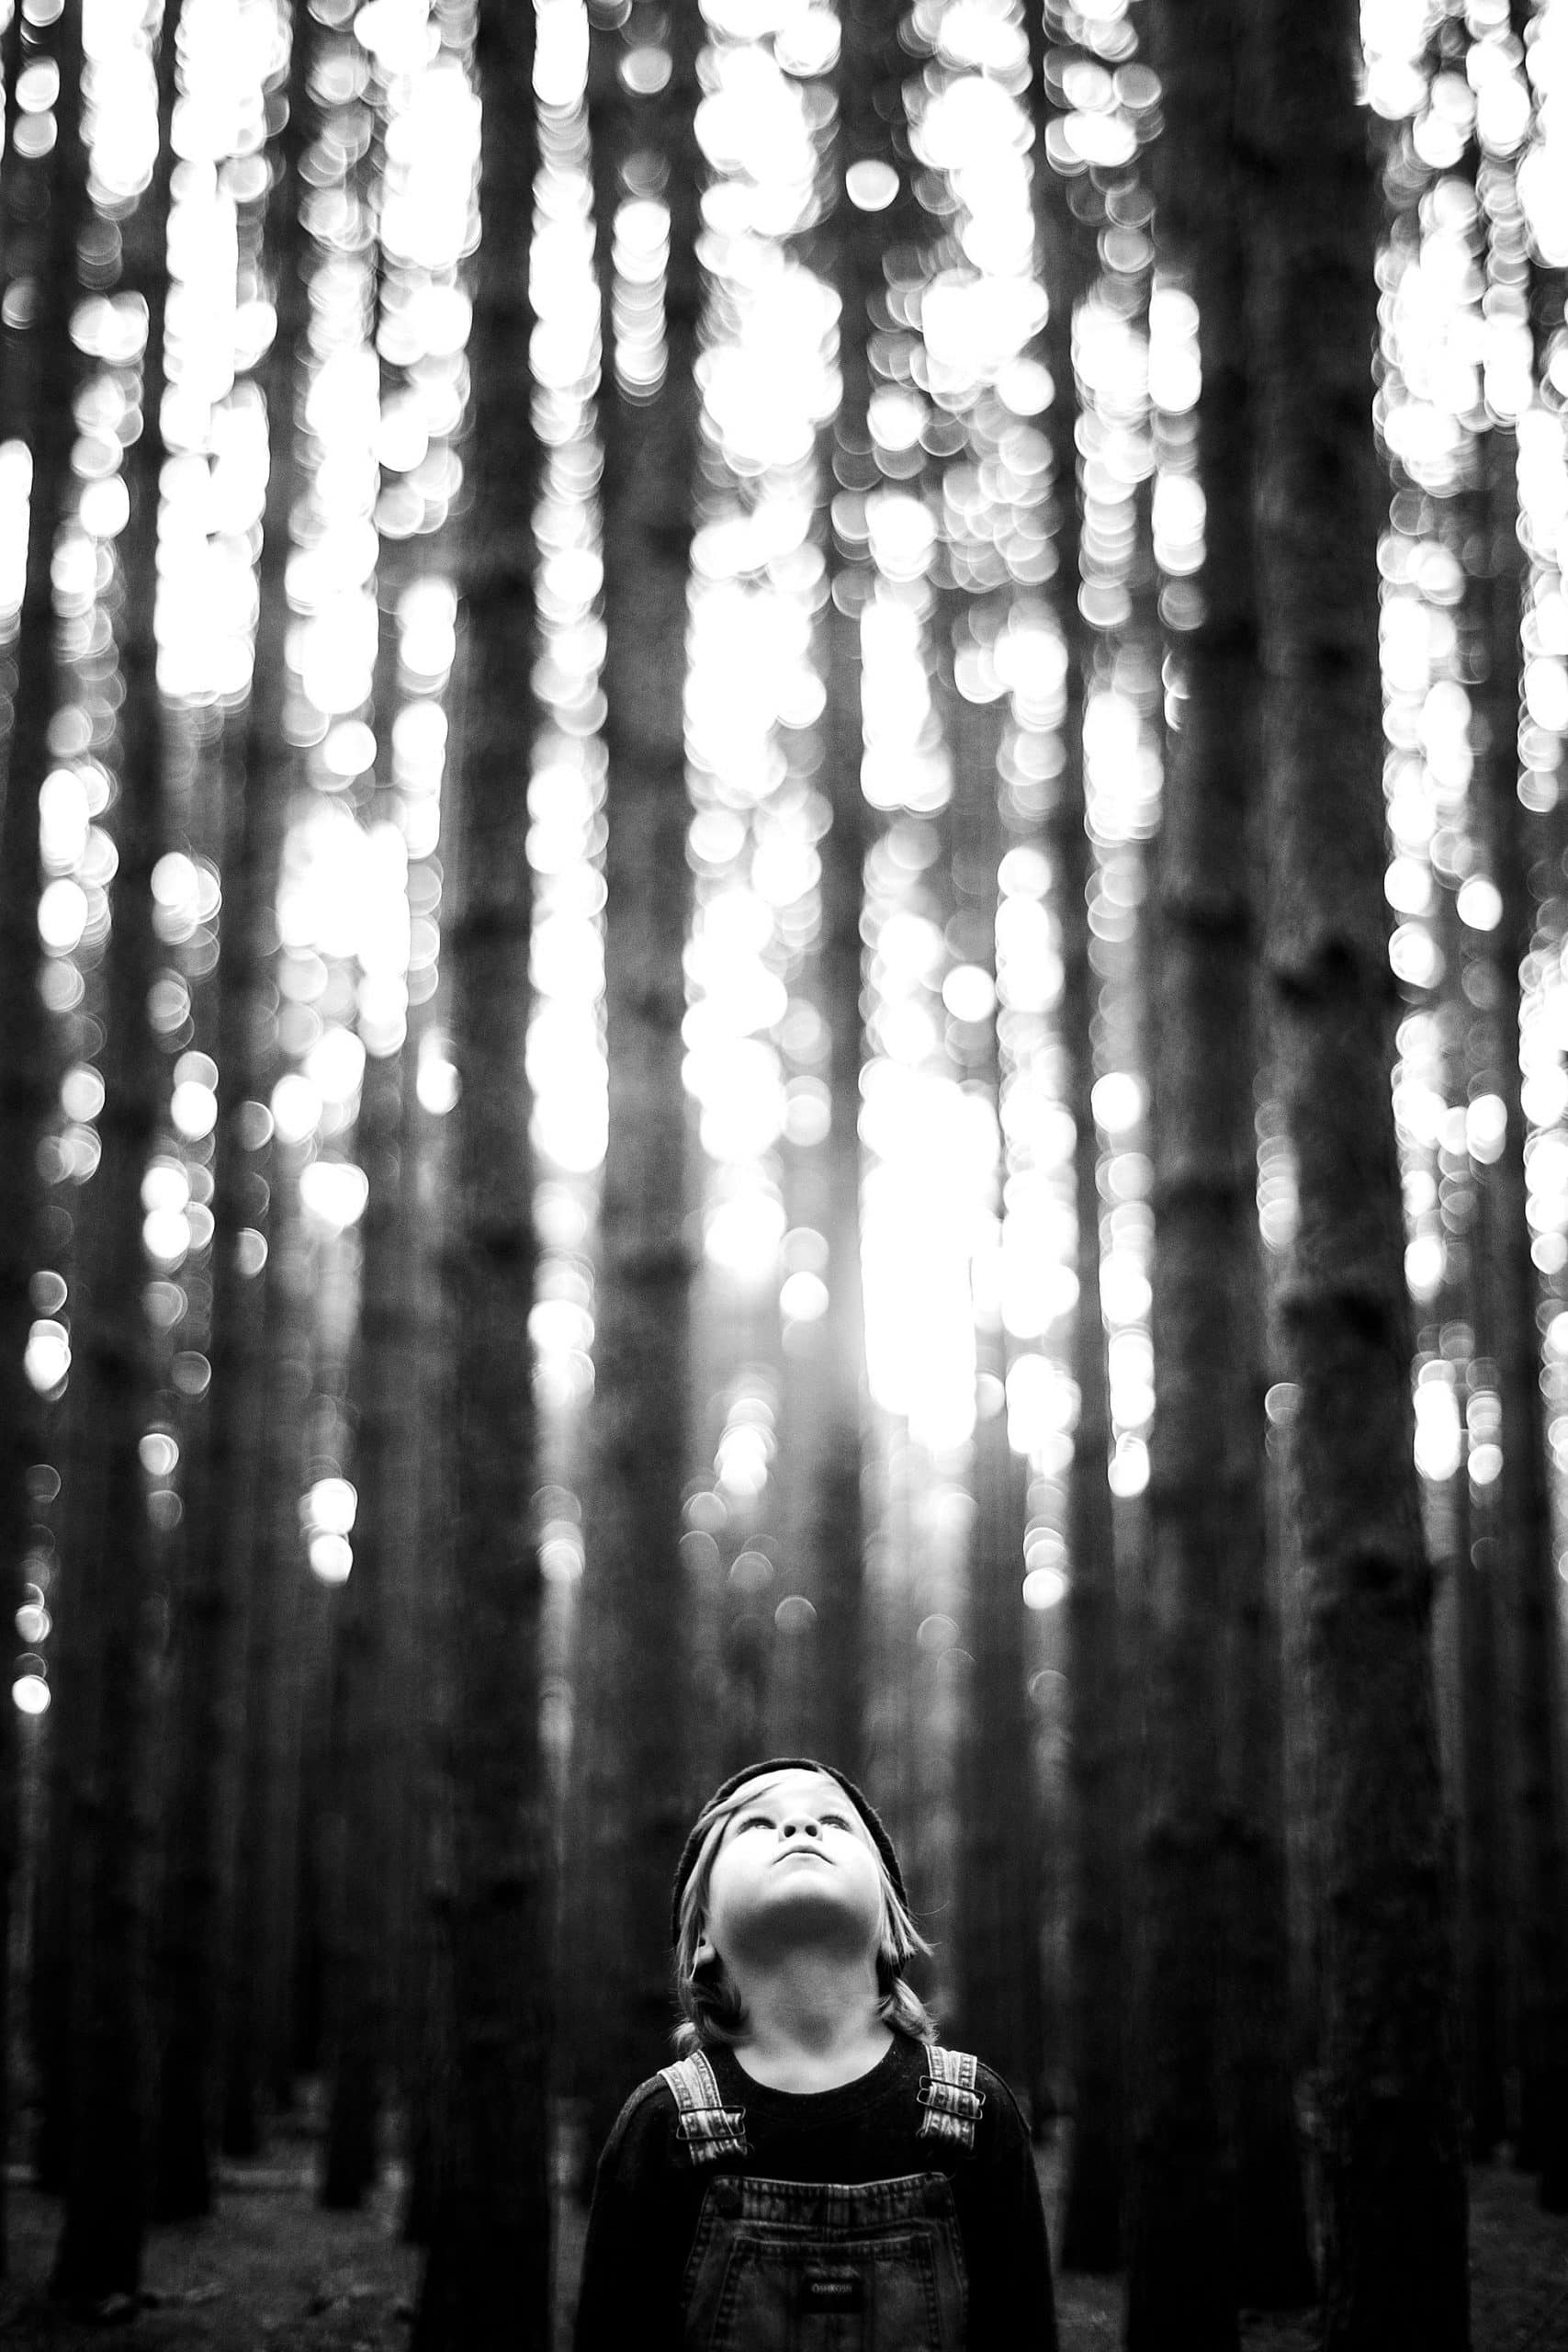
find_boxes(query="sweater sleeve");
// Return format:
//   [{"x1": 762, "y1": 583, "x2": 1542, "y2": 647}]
[
  {"x1": 961, "y1": 2068, "x2": 1060, "y2": 2352},
  {"x1": 571, "y1": 2080, "x2": 688, "y2": 2352}
]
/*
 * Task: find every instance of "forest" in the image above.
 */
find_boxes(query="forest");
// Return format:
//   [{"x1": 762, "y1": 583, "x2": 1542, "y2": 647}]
[{"x1": 1, "y1": 0, "x2": 1567, "y2": 2346}]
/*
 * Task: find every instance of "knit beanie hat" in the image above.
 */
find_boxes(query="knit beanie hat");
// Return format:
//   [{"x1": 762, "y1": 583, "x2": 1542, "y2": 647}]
[{"x1": 670, "y1": 1756, "x2": 908, "y2": 1947}]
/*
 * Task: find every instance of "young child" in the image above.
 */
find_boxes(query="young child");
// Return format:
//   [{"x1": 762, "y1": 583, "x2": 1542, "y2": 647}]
[{"x1": 574, "y1": 1756, "x2": 1058, "y2": 2349}]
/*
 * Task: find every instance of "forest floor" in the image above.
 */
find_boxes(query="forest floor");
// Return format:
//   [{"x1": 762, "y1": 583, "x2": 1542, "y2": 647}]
[{"x1": 4, "y1": 2124, "x2": 1568, "y2": 2349}]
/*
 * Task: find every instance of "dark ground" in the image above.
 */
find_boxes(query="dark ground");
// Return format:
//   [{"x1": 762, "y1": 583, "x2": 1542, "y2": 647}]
[{"x1": 3, "y1": 2122, "x2": 1567, "y2": 2349}]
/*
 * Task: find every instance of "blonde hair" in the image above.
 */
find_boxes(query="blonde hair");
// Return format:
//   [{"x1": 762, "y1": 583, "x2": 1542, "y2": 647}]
[{"x1": 671, "y1": 1771, "x2": 935, "y2": 2054}]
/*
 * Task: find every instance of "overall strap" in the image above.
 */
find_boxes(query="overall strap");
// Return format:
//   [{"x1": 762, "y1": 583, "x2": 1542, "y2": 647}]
[
  {"x1": 658, "y1": 2050, "x2": 750, "y2": 2166},
  {"x1": 916, "y1": 2045, "x2": 985, "y2": 2155}
]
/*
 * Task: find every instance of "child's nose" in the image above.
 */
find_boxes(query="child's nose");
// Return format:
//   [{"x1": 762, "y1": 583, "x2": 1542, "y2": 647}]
[{"x1": 783, "y1": 1818, "x2": 820, "y2": 1838}]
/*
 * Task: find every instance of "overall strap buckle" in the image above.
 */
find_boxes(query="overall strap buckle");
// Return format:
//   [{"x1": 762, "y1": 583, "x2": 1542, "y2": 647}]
[
  {"x1": 658, "y1": 2051, "x2": 750, "y2": 2166},
  {"x1": 916, "y1": 2045, "x2": 984, "y2": 2154}
]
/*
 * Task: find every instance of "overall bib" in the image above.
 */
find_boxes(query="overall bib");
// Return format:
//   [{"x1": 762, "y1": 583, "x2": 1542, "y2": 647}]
[{"x1": 659, "y1": 2046, "x2": 983, "y2": 2352}]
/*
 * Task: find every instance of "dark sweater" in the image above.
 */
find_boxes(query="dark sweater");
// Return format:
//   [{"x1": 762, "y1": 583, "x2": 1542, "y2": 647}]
[{"x1": 572, "y1": 2035, "x2": 1058, "y2": 2350}]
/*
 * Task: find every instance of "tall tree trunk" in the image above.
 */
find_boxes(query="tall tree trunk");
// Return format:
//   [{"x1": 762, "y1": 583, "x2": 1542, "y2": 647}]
[
  {"x1": 221, "y1": 1136, "x2": 315, "y2": 2150},
  {"x1": 411, "y1": 0, "x2": 549, "y2": 2342},
  {"x1": 1133, "y1": 1, "x2": 1314, "y2": 2324},
  {"x1": 51, "y1": 0, "x2": 181, "y2": 2303},
  {"x1": 1128, "y1": 7, "x2": 1244, "y2": 2338},
  {"x1": 219, "y1": 5, "x2": 319, "y2": 2154},
  {"x1": 156, "y1": 0, "x2": 314, "y2": 2209},
  {"x1": 0, "y1": 0, "x2": 87, "y2": 2260},
  {"x1": 1246, "y1": 4, "x2": 1470, "y2": 2343},
  {"x1": 953, "y1": 669, "x2": 1043, "y2": 2103},
  {"x1": 577, "y1": 0, "x2": 704, "y2": 2151},
  {"x1": 321, "y1": 582, "x2": 423, "y2": 2204},
  {"x1": 1471, "y1": 424, "x2": 1568, "y2": 2209},
  {"x1": 319, "y1": 1035, "x2": 404, "y2": 2207},
  {"x1": 1024, "y1": 11, "x2": 1125, "y2": 2265}
]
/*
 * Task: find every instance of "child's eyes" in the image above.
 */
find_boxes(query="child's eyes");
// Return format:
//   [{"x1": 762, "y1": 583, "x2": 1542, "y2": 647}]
[{"x1": 733, "y1": 1809, "x2": 855, "y2": 1834}]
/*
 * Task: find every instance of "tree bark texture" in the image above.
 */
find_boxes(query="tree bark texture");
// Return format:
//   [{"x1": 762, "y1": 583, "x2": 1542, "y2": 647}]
[
  {"x1": 1470, "y1": 424, "x2": 1568, "y2": 2208},
  {"x1": 51, "y1": 1, "x2": 181, "y2": 2301},
  {"x1": 0, "y1": 0, "x2": 86, "y2": 2262},
  {"x1": 1128, "y1": 7, "x2": 1247, "y2": 2340},
  {"x1": 320, "y1": 570, "x2": 423, "y2": 2209},
  {"x1": 1026, "y1": 8, "x2": 1125, "y2": 2267},
  {"x1": 1133, "y1": 1, "x2": 1313, "y2": 2325},
  {"x1": 411, "y1": 1, "x2": 550, "y2": 2343},
  {"x1": 952, "y1": 674, "x2": 1042, "y2": 2104},
  {"x1": 1247, "y1": 5, "x2": 1471, "y2": 2343},
  {"x1": 154, "y1": 0, "x2": 316, "y2": 2217},
  {"x1": 577, "y1": 0, "x2": 705, "y2": 2150}
]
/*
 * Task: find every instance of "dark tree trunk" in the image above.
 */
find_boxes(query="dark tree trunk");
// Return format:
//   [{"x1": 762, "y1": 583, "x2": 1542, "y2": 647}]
[
  {"x1": 1470, "y1": 425, "x2": 1568, "y2": 2209},
  {"x1": 319, "y1": 564, "x2": 422, "y2": 2210},
  {"x1": 801, "y1": 0, "x2": 914, "y2": 1787},
  {"x1": 320, "y1": 1037, "x2": 409, "y2": 2207},
  {"x1": 811, "y1": 596, "x2": 870, "y2": 1781},
  {"x1": 576, "y1": 0, "x2": 705, "y2": 2152},
  {"x1": 218, "y1": 6, "x2": 320, "y2": 2154},
  {"x1": 0, "y1": 0, "x2": 87, "y2": 2258},
  {"x1": 410, "y1": 0, "x2": 550, "y2": 2342},
  {"x1": 952, "y1": 673, "x2": 1043, "y2": 2103},
  {"x1": 1024, "y1": 15, "x2": 1125, "y2": 2264},
  {"x1": 51, "y1": 2, "x2": 181, "y2": 2303},
  {"x1": 157, "y1": 0, "x2": 314, "y2": 2210},
  {"x1": 1246, "y1": 3, "x2": 1471, "y2": 2343},
  {"x1": 221, "y1": 1136, "x2": 314, "y2": 2152},
  {"x1": 1127, "y1": 9, "x2": 1246, "y2": 2339},
  {"x1": 1132, "y1": 1, "x2": 1314, "y2": 2325}
]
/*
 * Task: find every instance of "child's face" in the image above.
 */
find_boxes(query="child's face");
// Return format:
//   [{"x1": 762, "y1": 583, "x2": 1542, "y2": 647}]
[{"x1": 698, "y1": 1768, "x2": 887, "y2": 1977}]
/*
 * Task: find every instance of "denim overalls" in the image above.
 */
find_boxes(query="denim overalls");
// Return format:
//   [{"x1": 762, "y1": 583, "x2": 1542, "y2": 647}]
[{"x1": 659, "y1": 2046, "x2": 984, "y2": 2351}]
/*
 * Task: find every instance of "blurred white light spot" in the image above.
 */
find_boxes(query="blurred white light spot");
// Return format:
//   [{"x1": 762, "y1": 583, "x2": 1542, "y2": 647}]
[
  {"x1": 24, "y1": 1320, "x2": 70, "y2": 1394},
  {"x1": 80, "y1": 475, "x2": 130, "y2": 539},
  {"x1": 1405, "y1": 1230, "x2": 1447, "y2": 1301},
  {"x1": 706, "y1": 1191, "x2": 786, "y2": 1280},
  {"x1": 997, "y1": 356, "x2": 1053, "y2": 415},
  {"x1": 61, "y1": 1064, "x2": 105, "y2": 1123},
  {"x1": 306, "y1": 1023, "x2": 367, "y2": 1104},
  {"x1": 142, "y1": 1210, "x2": 191, "y2": 1265},
  {"x1": 322, "y1": 719, "x2": 378, "y2": 780},
  {"x1": 236, "y1": 1227, "x2": 268, "y2": 1278},
  {"x1": 38, "y1": 878, "x2": 87, "y2": 954},
  {"x1": 139, "y1": 1430, "x2": 179, "y2": 1478},
  {"x1": 299, "y1": 1160, "x2": 369, "y2": 1231},
  {"x1": 865, "y1": 491, "x2": 933, "y2": 581},
  {"x1": 1108, "y1": 1438, "x2": 1149, "y2": 1497},
  {"x1": 1091, "y1": 1069, "x2": 1145, "y2": 1135},
  {"x1": 1413, "y1": 1379, "x2": 1461, "y2": 1482},
  {"x1": 170, "y1": 1080, "x2": 218, "y2": 1140},
  {"x1": 942, "y1": 964, "x2": 996, "y2": 1023},
  {"x1": 1022, "y1": 1565, "x2": 1067, "y2": 1610},
  {"x1": 1469, "y1": 1441, "x2": 1503, "y2": 1487},
  {"x1": 271, "y1": 1072, "x2": 321, "y2": 1145},
  {"x1": 916, "y1": 1612, "x2": 959, "y2": 1653},
  {"x1": 13, "y1": 1675, "x2": 49, "y2": 1715},
  {"x1": 141, "y1": 1159, "x2": 189, "y2": 1214},
  {"x1": 1466, "y1": 1092, "x2": 1507, "y2": 1165},
  {"x1": 417, "y1": 1032, "x2": 459, "y2": 1114},
  {"x1": 621, "y1": 42, "x2": 671, "y2": 91},
  {"x1": 784, "y1": 1077, "x2": 831, "y2": 1148},
  {"x1": 310, "y1": 1532, "x2": 354, "y2": 1584},
  {"x1": 846, "y1": 160, "x2": 898, "y2": 210},
  {"x1": 774, "y1": 1594, "x2": 818, "y2": 1633},
  {"x1": 1457, "y1": 876, "x2": 1503, "y2": 932},
  {"x1": 779, "y1": 1270, "x2": 829, "y2": 1323},
  {"x1": 307, "y1": 1476, "x2": 357, "y2": 1535},
  {"x1": 775, "y1": 9, "x2": 839, "y2": 74}
]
